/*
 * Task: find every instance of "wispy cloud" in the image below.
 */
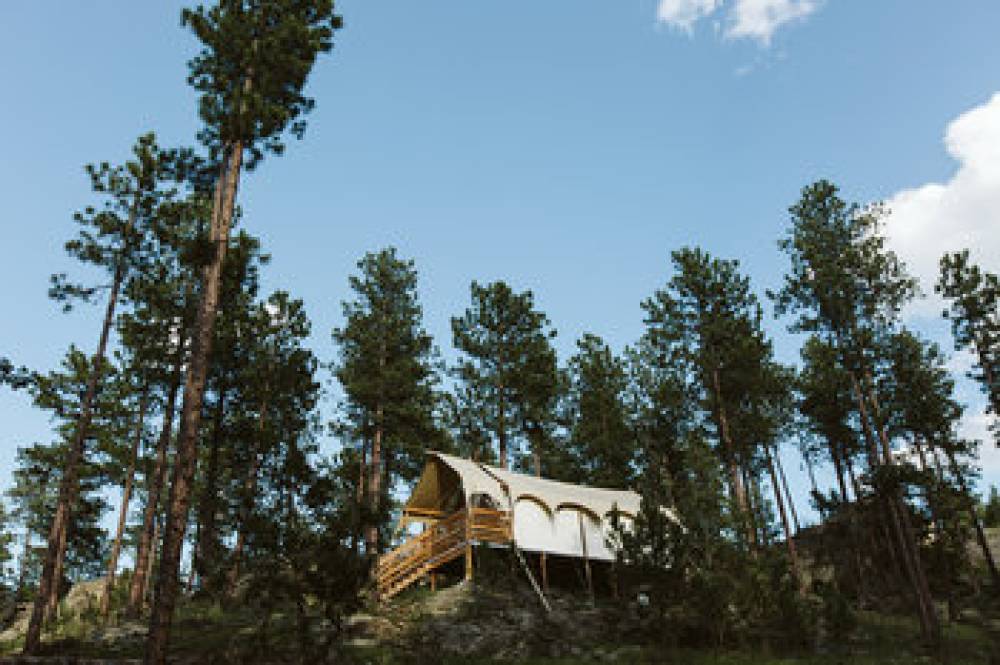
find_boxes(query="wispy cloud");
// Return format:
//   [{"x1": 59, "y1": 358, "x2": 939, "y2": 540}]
[
  {"x1": 657, "y1": 0, "x2": 722, "y2": 33},
  {"x1": 656, "y1": 0, "x2": 821, "y2": 45},
  {"x1": 726, "y1": 0, "x2": 819, "y2": 45}
]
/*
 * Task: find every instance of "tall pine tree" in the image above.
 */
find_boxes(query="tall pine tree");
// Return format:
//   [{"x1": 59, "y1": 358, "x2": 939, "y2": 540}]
[
  {"x1": 148, "y1": 4, "x2": 342, "y2": 661},
  {"x1": 24, "y1": 135, "x2": 177, "y2": 652},
  {"x1": 451, "y1": 281, "x2": 557, "y2": 471},
  {"x1": 773, "y1": 180, "x2": 939, "y2": 640},
  {"x1": 332, "y1": 248, "x2": 440, "y2": 555}
]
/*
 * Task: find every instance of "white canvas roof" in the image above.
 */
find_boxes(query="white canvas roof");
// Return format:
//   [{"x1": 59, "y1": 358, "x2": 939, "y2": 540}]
[
  {"x1": 483, "y1": 465, "x2": 641, "y2": 518},
  {"x1": 401, "y1": 451, "x2": 676, "y2": 561},
  {"x1": 404, "y1": 451, "x2": 641, "y2": 519}
]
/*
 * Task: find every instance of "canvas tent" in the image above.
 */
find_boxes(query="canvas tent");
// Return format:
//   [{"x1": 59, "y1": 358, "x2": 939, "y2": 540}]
[{"x1": 400, "y1": 451, "x2": 643, "y2": 562}]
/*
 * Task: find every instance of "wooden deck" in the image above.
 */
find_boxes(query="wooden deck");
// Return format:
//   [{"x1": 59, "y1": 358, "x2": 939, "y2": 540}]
[{"x1": 375, "y1": 507, "x2": 511, "y2": 600}]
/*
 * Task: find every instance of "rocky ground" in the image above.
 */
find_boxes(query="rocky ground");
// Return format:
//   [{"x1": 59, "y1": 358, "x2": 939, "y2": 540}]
[{"x1": 345, "y1": 579, "x2": 648, "y2": 663}]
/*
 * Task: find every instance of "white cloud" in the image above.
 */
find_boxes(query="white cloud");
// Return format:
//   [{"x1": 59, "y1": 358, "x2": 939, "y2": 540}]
[
  {"x1": 656, "y1": 0, "x2": 819, "y2": 45},
  {"x1": 726, "y1": 0, "x2": 819, "y2": 45},
  {"x1": 883, "y1": 92, "x2": 1000, "y2": 316},
  {"x1": 656, "y1": 0, "x2": 721, "y2": 33}
]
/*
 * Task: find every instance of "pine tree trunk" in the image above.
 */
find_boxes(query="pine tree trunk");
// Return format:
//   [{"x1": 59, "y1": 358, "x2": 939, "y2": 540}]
[
  {"x1": 195, "y1": 386, "x2": 226, "y2": 589},
  {"x1": 850, "y1": 369, "x2": 940, "y2": 642},
  {"x1": 16, "y1": 531, "x2": 31, "y2": 602},
  {"x1": 145, "y1": 516, "x2": 160, "y2": 609},
  {"x1": 366, "y1": 407, "x2": 383, "y2": 555},
  {"x1": 101, "y1": 390, "x2": 148, "y2": 618},
  {"x1": 775, "y1": 450, "x2": 800, "y2": 533},
  {"x1": 24, "y1": 257, "x2": 126, "y2": 654},
  {"x1": 45, "y1": 515, "x2": 74, "y2": 623},
  {"x1": 498, "y1": 385, "x2": 508, "y2": 470},
  {"x1": 829, "y1": 438, "x2": 866, "y2": 597},
  {"x1": 355, "y1": 437, "x2": 366, "y2": 555},
  {"x1": 145, "y1": 141, "x2": 243, "y2": 665},
  {"x1": 712, "y1": 368, "x2": 750, "y2": 544},
  {"x1": 128, "y1": 352, "x2": 182, "y2": 618},
  {"x1": 228, "y1": 396, "x2": 266, "y2": 595},
  {"x1": 829, "y1": 440, "x2": 850, "y2": 503},
  {"x1": 867, "y1": 379, "x2": 940, "y2": 640},
  {"x1": 765, "y1": 444, "x2": 803, "y2": 592},
  {"x1": 367, "y1": 338, "x2": 386, "y2": 555},
  {"x1": 747, "y1": 469, "x2": 765, "y2": 547}
]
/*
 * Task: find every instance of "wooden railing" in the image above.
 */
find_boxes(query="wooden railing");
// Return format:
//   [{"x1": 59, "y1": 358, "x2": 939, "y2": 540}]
[{"x1": 375, "y1": 508, "x2": 511, "y2": 600}]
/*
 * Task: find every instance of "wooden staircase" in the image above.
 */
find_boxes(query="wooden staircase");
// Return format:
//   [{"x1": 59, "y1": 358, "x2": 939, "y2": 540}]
[{"x1": 376, "y1": 508, "x2": 511, "y2": 600}]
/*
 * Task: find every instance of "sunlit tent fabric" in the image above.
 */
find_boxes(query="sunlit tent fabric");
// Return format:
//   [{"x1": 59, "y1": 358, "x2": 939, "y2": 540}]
[{"x1": 401, "y1": 451, "x2": 651, "y2": 562}]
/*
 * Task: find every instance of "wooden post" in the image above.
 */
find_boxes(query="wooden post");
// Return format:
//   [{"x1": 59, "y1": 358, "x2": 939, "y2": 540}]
[
  {"x1": 464, "y1": 506, "x2": 473, "y2": 582},
  {"x1": 611, "y1": 559, "x2": 620, "y2": 601},
  {"x1": 540, "y1": 552, "x2": 548, "y2": 592},
  {"x1": 579, "y1": 514, "x2": 593, "y2": 602},
  {"x1": 430, "y1": 572, "x2": 437, "y2": 592}
]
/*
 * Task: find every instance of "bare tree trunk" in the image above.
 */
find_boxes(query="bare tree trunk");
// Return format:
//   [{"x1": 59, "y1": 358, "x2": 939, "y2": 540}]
[
  {"x1": 128, "y1": 349, "x2": 183, "y2": 618},
  {"x1": 101, "y1": 390, "x2": 148, "y2": 618},
  {"x1": 765, "y1": 444, "x2": 803, "y2": 592},
  {"x1": 145, "y1": 141, "x2": 243, "y2": 665},
  {"x1": 24, "y1": 255, "x2": 127, "y2": 654}
]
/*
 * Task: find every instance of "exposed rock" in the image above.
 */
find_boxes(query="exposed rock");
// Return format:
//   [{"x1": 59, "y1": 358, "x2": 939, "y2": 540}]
[
  {"x1": 0, "y1": 603, "x2": 33, "y2": 642},
  {"x1": 362, "y1": 580, "x2": 641, "y2": 662}
]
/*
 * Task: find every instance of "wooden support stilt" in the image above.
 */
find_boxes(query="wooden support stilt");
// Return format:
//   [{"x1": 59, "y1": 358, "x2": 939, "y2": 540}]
[
  {"x1": 430, "y1": 572, "x2": 436, "y2": 592},
  {"x1": 579, "y1": 514, "x2": 594, "y2": 603},
  {"x1": 540, "y1": 552, "x2": 548, "y2": 592},
  {"x1": 464, "y1": 506, "x2": 473, "y2": 582},
  {"x1": 513, "y1": 544, "x2": 552, "y2": 613}
]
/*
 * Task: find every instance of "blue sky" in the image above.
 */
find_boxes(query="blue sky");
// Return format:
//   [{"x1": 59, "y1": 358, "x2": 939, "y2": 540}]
[{"x1": 1, "y1": 1, "x2": 999, "y2": 530}]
